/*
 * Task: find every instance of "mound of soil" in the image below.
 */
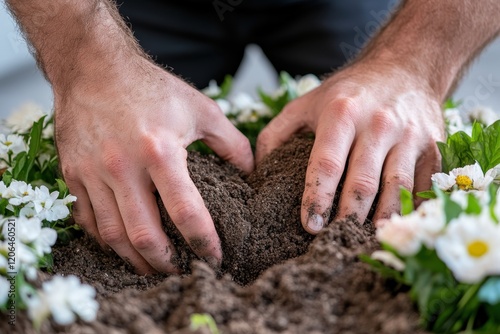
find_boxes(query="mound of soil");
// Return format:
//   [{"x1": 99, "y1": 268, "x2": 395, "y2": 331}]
[{"x1": 1, "y1": 136, "x2": 425, "y2": 334}]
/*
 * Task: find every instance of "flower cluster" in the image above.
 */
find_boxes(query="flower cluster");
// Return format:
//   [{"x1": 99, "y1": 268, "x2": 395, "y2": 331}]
[
  {"x1": 0, "y1": 104, "x2": 97, "y2": 327},
  {"x1": 368, "y1": 109, "x2": 500, "y2": 332}
]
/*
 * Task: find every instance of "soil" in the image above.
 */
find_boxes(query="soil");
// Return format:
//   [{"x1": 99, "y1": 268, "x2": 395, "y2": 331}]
[{"x1": 1, "y1": 136, "x2": 426, "y2": 334}]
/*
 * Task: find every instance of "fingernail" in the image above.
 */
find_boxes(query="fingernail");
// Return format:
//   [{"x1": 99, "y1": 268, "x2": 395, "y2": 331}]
[{"x1": 307, "y1": 213, "x2": 324, "y2": 233}]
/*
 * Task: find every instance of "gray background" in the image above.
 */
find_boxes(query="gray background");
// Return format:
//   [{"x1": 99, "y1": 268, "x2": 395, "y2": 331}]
[{"x1": 1, "y1": 3, "x2": 499, "y2": 118}]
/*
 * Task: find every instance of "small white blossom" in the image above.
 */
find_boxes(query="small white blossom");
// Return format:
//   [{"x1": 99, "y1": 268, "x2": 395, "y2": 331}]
[
  {"x1": 32, "y1": 186, "x2": 59, "y2": 214},
  {"x1": 5, "y1": 103, "x2": 47, "y2": 133},
  {"x1": 296, "y1": 74, "x2": 321, "y2": 96},
  {"x1": 466, "y1": 106, "x2": 499, "y2": 126},
  {"x1": 0, "y1": 134, "x2": 27, "y2": 156},
  {"x1": 215, "y1": 99, "x2": 231, "y2": 115},
  {"x1": 414, "y1": 198, "x2": 446, "y2": 249},
  {"x1": 42, "y1": 123, "x2": 54, "y2": 139},
  {"x1": 435, "y1": 212, "x2": 500, "y2": 284},
  {"x1": 431, "y1": 162, "x2": 494, "y2": 192},
  {"x1": 2, "y1": 180, "x2": 35, "y2": 206},
  {"x1": 444, "y1": 108, "x2": 469, "y2": 135},
  {"x1": 201, "y1": 80, "x2": 221, "y2": 98},
  {"x1": 26, "y1": 275, "x2": 98, "y2": 326},
  {"x1": 371, "y1": 250, "x2": 405, "y2": 271},
  {"x1": 376, "y1": 213, "x2": 422, "y2": 256},
  {"x1": 40, "y1": 200, "x2": 70, "y2": 222}
]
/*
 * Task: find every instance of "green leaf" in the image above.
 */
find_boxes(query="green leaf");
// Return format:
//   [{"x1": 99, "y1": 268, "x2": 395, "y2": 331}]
[
  {"x1": 435, "y1": 186, "x2": 463, "y2": 224},
  {"x1": 190, "y1": 313, "x2": 220, "y2": 334},
  {"x1": 465, "y1": 193, "x2": 482, "y2": 215},
  {"x1": 471, "y1": 121, "x2": 500, "y2": 172},
  {"x1": 437, "y1": 131, "x2": 475, "y2": 173},
  {"x1": 56, "y1": 178, "x2": 69, "y2": 198},
  {"x1": 400, "y1": 187, "x2": 414, "y2": 215},
  {"x1": 443, "y1": 98, "x2": 461, "y2": 109},
  {"x1": 416, "y1": 190, "x2": 437, "y2": 199},
  {"x1": 218, "y1": 75, "x2": 233, "y2": 99}
]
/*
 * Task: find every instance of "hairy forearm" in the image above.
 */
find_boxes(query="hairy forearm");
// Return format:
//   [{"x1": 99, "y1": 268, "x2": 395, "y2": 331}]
[
  {"x1": 361, "y1": 0, "x2": 500, "y2": 100},
  {"x1": 6, "y1": 0, "x2": 146, "y2": 94}
]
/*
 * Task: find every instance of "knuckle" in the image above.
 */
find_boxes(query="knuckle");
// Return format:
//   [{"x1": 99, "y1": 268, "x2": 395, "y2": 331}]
[
  {"x1": 350, "y1": 173, "x2": 380, "y2": 198},
  {"x1": 326, "y1": 97, "x2": 358, "y2": 120},
  {"x1": 140, "y1": 134, "x2": 167, "y2": 164},
  {"x1": 129, "y1": 228, "x2": 156, "y2": 251},
  {"x1": 169, "y1": 201, "x2": 201, "y2": 228},
  {"x1": 372, "y1": 111, "x2": 397, "y2": 133},
  {"x1": 315, "y1": 155, "x2": 344, "y2": 176},
  {"x1": 387, "y1": 172, "x2": 414, "y2": 191},
  {"x1": 102, "y1": 150, "x2": 128, "y2": 178},
  {"x1": 100, "y1": 226, "x2": 125, "y2": 246}
]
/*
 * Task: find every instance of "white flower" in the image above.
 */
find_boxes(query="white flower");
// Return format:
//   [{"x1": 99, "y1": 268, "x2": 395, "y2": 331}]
[
  {"x1": 376, "y1": 213, "x2": 422, "y2": 256},
  {"x1": 230, "y1": 92, "x2": 257, "y2": 111},
  {"x1": 31, "y1": 186, "x2": 59, "y2": 214},
  {"x1": 415, "y1": 198, "x2": 446, "y2": 249},
  {"x1": 450, "y1": 189, "x2": 490, "y2": 209},
  {"x1": 5, "y1": 103, "x2": 47, "y2": 133},
  {"x1": 0, "y1": 276, "x2": 9, "y2": 306},
  {"x1": 40, "y1": 199, "x2": 70, "y2": 222},
  {"x1": 371, "y1": 250, "x2": 405, "y2": 271},
  {"x1": 296, "y1": 74, "x2": 321, "y2": 96},
  {"x1": 42, "y1": 123, "x2": 54, "y2": 139},
  {"x1": 444, "y1": 108, "x2": 467, "y2": 135},
  {"x1": 435, "y1": 212, "x2": 500, "y2": 283},
  {"x1": 466, "y1": 106, "x2": 499, "y2": 126},
  {"x1": 0, "y1": 134, "x2": 27, "y2": 155},
  {"x1": 431, "y1": 162, "x2": 494, "y2": 191},
  {"x1": 215, "y1": 99, "x2": 231, "y2": 115},
  {"x1": 201, "y1": 80, "x2": 221, "y2": 98},
  {"x1": 27, "y1": 275, "x2": 98, "y2": 325},
  {"x1": 2, "y1": 180, "x2": 35, "y2": 206}
]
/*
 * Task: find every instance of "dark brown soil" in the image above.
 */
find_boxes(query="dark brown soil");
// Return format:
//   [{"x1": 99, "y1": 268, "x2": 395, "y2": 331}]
[{"x1": 1, "y1": 136, "x2": 426, "y2": 334}]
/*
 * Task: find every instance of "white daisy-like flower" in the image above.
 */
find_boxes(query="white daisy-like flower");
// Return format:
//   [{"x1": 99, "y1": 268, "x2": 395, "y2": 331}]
[
  {"x1": 296, "y1": 74, "x2": 321, "y2": 96},
  {"x1": 2, "y1": 180, "x2": 35, "y2": 206},
  {"x1": 376, "y1": 213, "x2": 422, "y2": 256},
  {"x1": 444, "y1": 108, "x2": 467, "y2": 135},
  {"x1": 38, "y1": 199, "x2": 71, "y2": 222},
  {"x1": 371, "y1": 250, "x2": 405, "y2": 271},
  {"x1": 201, "y1": 80, "x2": 221, "y2": 98},
  {"x1": 5, "y1": 103, "x2": 47, "y2": 133},
  {"x1": 414, "y1": 198, "x2": 446, "y2": 249},
  {"x1": 450, "y1": 189, "x2": 490, "y2": 209},
  {"x1": 435, "y1": 211, "x2": 500, "y2": 284},
  {"x1": 31, "y1": 186, "x2": 59, "y2": 214},
  {"x1": 27, "y1": 275, "x2": 98, "y2": 325},
  {"x1": 0, "y1": 134, "x2": 27, "y2": 156},
  {"x1": 431, "y1": 162, "x2": 494, "y2": 191},
  {"x1": 466, "y1": 106, "x2": 499, "y2": 126},
  {"x1": 230, "y1": 92, "x2": 257, "y2": 111}
]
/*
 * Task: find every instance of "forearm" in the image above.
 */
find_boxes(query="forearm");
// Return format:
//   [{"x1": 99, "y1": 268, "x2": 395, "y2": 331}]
[
  {"x1": 360, "y1": 0, "x2": 500, "y2": 101},
  {"x1": 6, "y1": 0, "x2": 146, "y2": 94}
]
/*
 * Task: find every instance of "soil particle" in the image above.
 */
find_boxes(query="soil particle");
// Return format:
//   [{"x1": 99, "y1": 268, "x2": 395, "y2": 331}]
[{"x1": 0, "y1": 136, "x2": 426, "y2": 334}]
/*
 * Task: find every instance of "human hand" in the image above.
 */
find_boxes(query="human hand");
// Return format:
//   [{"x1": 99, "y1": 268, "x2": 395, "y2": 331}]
[
  {"x1": 55, "y1": 58, "x2": 254, "y2": 274},
  {"x1": 256, "y1": 61, "x2": 445, "y2": 233}
]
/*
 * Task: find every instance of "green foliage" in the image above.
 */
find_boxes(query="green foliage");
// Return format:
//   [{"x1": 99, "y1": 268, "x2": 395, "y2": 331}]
[
  {"x1": 400, "y1": 187, "x2": 414, "y2": 215},
  {"x1": 190, "y1": 313, "x2": 220, "y2": 334},
  {"x1": 438, "y1": 121, "x2": 500, "y2": 174}
]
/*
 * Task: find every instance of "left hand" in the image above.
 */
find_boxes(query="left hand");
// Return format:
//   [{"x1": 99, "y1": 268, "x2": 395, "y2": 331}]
[{"x1": 256, "y1": 60, "x2": 445, "y2": 233}]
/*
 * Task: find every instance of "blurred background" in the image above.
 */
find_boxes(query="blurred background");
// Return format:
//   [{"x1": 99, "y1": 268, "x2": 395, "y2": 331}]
[{"x1": 1, "y1": 3, "x2": 499, "y2": 118}]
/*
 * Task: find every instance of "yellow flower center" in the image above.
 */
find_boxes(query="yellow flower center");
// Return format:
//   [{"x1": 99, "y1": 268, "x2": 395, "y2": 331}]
[
  {"x1": 455, "y1": 175, "x2": 474, "y2": 190},
  {"x1": 467, "y1": 240, "x2": 489, "y2": 258},
  {"x1": 4, "y1": 141, "x2": 12, "y2": 146}
]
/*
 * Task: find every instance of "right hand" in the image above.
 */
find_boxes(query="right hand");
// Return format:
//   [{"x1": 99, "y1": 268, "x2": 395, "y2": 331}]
[{"x1": 55, "y1": 57, "x2": 254, "y2": 274}]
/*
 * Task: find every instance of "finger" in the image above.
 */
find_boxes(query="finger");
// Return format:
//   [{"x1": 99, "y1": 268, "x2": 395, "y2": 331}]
[
  {"x1": 86, "y1": 181, "x2": 157, "y2": 274},
  {"x1": 413, "y1": 142, "x2": 441, "y2": 207},
  {"x1": 301, "y1": 112, "x2": 356, "y2": 234},
  {"x1": 69, "y1": 182, "x2": 104, "y2": 246},
  {"x1": 372, "y1": 146, "x2": 417, "y2": 223},
  {"x1": 334, "y1": 135, "x2": 394, "y2": 225},
  {"x1": 112, "y1": 177, "x2": 179, "y2": 273},
  {"x1": 149, "y1": 146, "x2": 222, "y2": 265},
  {"x1": 255, "y1": 97, "x2": 311, "y2": 163},
  {"x1": 201, "y1": 105, "x2": 254, "y2": 174}
]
